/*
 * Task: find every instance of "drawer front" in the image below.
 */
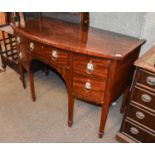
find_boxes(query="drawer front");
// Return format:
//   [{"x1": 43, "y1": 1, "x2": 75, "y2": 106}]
[
  {"x1": 136, "y1": 69, "x2": 155, "y2": 90},
  {"x1": 17, "y1": 36, "x2": 31, "y2": 69},
  {"x1": 131, "y1": 87, "x2": 155, "y2": 111},
  {"x1": 73, "y1": 54, "x2": 110, "y2": 79},
  {"x1": 126, "y1": 104, "x2": 155, "y2": 130},
  {"x1": 33, "y1": 44, "x2": 69, "y2": 67},
  {"x1": 122, "y1": 120, "x2": 155, "y2": 143},
  {"x1": 73, "y1": 75, "x2": 106, "y2": 104},
  {"x1": 17, "y1": 35, "x2": 29, "y2": 48},
  {"x1": 16, "y1": 36, "x2": 69, "y2": 67}
]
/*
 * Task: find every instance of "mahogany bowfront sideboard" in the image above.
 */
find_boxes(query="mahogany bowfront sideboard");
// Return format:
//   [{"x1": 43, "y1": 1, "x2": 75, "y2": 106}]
[{"x1": 14, "y1": 17, "x2": 145, "y2": 138}]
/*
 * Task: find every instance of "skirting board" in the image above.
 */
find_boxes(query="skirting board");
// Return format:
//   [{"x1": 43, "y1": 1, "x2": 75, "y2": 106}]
[{"x1": 116, "y1": 132, "x2": 137, "y2": 143}]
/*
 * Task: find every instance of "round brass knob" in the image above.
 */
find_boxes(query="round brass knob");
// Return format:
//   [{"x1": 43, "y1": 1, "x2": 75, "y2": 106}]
[
  {"x1": 130, "y1": 127, "x2": 139, "y2": 135},
  {"x1": 85, "y1": 82, "x2": 92, "y2": 90},
  {"x1": 29, "y1": 42, "x2": 34, "y2": 51},
  {"x1": 51, "y1": 50, "x2": 58, "y2": 61},
  {"x1": 146, "y1": 76, "x2": 155, "y2": 86},
  {"x1": 141, "y1": 94, "x2": 152, "y2": 103},
  {"x1": 87, "y1": 60, "x2": 94, "y2": 73},
  {"x1": 19, "y1": 52, "x2": 23, "y2": 58},
  {"x1": 16, "y1": 36, "x2": 21, "y2": 44},
  {"x1": 136, "y1": 111, "x2": 145, "y2": 120}
]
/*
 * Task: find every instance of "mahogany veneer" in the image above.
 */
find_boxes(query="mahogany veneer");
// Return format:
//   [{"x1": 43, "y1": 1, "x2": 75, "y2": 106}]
[{"x1": 14, "y1": 17, "x2": 145, "y2": 138}]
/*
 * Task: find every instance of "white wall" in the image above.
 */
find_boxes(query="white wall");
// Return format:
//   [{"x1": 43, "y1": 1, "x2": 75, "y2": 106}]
[
  {"x1": 90, "y1": 12, "x2": 155, "y2": 56},
  {"x1": 140, "y1": 12, "x2": 155, "y2": 56}
]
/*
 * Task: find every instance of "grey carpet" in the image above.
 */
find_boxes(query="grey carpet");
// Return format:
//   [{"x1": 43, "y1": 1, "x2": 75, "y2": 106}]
[{"x1": 0, "y1": 67, "x2": 123, "y2": 143}]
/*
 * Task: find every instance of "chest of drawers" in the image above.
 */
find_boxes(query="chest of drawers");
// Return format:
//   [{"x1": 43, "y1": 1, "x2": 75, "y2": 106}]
[
  {"x1": 117, "y1": 46, "x2": 155, "y2": 142},
  {"x1": 14, "y1": 17, "x2": 145, "y2": 138}
]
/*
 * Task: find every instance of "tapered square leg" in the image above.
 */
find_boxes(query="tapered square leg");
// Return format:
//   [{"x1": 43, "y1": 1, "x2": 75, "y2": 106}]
[
  {"x1": 19, "y1": 64, "x2": 26, "y2": 89},
  {"x1": 29, "y1": 71, "x2": 36, "y2": 102},
  {"x1": 99, "y1": 104, "x2": 110, "y2": 138},
  {"x1": 68, "y1": 95, "x2": 74, "y2": 127}
]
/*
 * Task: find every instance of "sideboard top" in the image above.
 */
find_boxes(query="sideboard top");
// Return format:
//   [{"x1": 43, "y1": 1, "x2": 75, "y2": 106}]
[
  {"x1": 14, "y1": 17, "x2": 145, "y2": 60},
  {"x1": 135, "y1": 45, "x2": 155, "y2": 73}
]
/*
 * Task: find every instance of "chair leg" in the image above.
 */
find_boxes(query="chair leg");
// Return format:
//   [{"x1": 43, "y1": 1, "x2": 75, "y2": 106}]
[
  {"x1": 29, "y1": 71, "x2": 36, "y2": 102},
  {"x1": 2, "y1": 63, "x2": 6, "y2": 71},
  {"x1": 1, "y1": 56, "x2": 6, "y2": 71},
  {"x1": 19, "y1": 64, "x2": 26, "y2": 89},
  {"x1": 99, "y1": 103, "x2": 110, "y2": 138}
]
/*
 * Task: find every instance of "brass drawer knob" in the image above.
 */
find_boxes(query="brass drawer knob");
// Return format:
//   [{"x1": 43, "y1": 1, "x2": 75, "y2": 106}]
[
  {"x1": 87, "y1": 61, "x2": 94, "y2": 72},
  {"x1": 85, "y1": 82, "x2": 92, "y2": 90},
  {"x1": 136, "y1": 111, "x2": 145, "y2": 120},
  {"x1": 19, "y1": 52, "x2": 23, "y2": 58},
  {"x1": 16, "y1": 36, "x2": 21, "y2": 44},
  {"x1": 51, "y1": 50, "x2": 58, "y2": 61},
  {"x1": 130, "y1": 127, "x2": 139, "y2": 135},
  {"x1": 30, "y1": 42, "x2": 34, "y2": 51},
  {"x1": 146, "y1": 76, "x2": 155, "y2": 86},
  {"x1": 141, "y1": 94, "x2": 152, "y2": 103}
]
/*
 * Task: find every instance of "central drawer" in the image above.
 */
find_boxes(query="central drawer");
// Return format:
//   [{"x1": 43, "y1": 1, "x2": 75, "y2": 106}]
[
  {"x1": 33, "y1": 43, "x2": 69, "y2": 67},
  {"x1": 73, "y1": 75, "x2": 106, "y2": 104}
]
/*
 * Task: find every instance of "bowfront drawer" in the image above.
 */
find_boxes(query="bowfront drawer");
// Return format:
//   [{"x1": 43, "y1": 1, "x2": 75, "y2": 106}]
[
  {"x1": 33, "y1": 43, "x2": 69, "y2": 67},
  {"x1": 16, "y1": 36, "x2": 31, "y2": 69},
  {"x1": 73, "y1": 75, "x2": 106, "y2": 104},
  {"x1": 122, "y1": 120, "x2": 155, "y2": 143},
  {"x1": 126, "y1": 104, "x2": 155, "y2": 130},
  {"x1": 17, "y1": 35, "x2": 34, "y2": 52},
  {"x1": 131, "y1": 87, "x2": 155, "y2": 112},
  {"x1": 136, "y1": 69, "x2": 155, "y2": 90},
  {"x1": 16, "y1": 35, "x2": 69, "y2": 67},
  {"x1": 73, "y1": 54, "x2": 110, "y2": 79}
]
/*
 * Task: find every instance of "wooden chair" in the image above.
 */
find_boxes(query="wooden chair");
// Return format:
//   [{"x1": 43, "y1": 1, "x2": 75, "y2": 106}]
[
  {"x1": 0, "y1": 13, "x2": 48, "y2": 74},
  {"x1": 0, "y1": 13, "x2": 23, "y2": 73},
  {"x1": 0, "y1": 23, "x2": 19, "y2": 73}
]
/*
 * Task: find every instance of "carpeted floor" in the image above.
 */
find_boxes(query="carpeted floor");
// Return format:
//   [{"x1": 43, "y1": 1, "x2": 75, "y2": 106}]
[{"x1": 0, "y1": 66, "x2": 123, "y2": 143}]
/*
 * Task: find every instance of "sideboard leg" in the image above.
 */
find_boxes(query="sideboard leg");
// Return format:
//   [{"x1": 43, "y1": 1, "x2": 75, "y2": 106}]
[
  {"x1": 99, "y1": 103, "x2": 110, "y2": 138},
  {"x1": 19, "y1": 64, "x2": 26, "y2": 89},
  {"x1": 68, "y1": 95, "x2": 74, "y2": 127},
  {"x1": 29, "y1": 71, "x2": 36, "y2": 102}
]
